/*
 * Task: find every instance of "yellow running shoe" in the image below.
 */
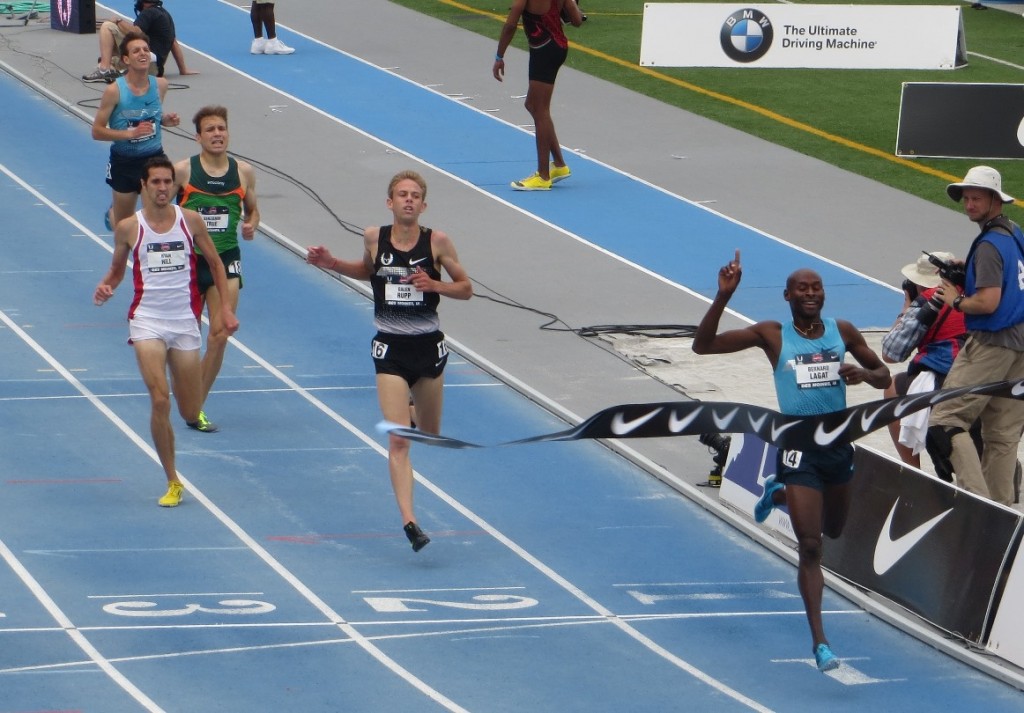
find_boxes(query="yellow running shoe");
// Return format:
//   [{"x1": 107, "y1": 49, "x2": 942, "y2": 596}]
[
  {"x1": 549, "y1": 163, "x2": 572, "y2": 183},
  {"x1": 158, "y1": 481, "x2": 184, "y2": 507},
  {"x1": 511, "y1": 173, "x2": 552, "y2": 191},
  {"x1": 187, "y1": 410, "x2": 218, "y2": 433}
]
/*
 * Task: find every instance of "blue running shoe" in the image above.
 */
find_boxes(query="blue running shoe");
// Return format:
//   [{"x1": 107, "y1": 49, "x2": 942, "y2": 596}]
[
  {"x1": 814, "y1": 643, "x2": 840, "y2": 672},
  {"x1": 753, "y1": 474, "x2": 784, "y2": 523},
  {"x1": 103, "y1": 205, "x2": 112, "y2": 231}
]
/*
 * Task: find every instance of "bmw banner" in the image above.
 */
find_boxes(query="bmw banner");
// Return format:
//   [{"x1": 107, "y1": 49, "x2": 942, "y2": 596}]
[{"x1": 640, "y1": 4, "x2": 966, "y2": 69}]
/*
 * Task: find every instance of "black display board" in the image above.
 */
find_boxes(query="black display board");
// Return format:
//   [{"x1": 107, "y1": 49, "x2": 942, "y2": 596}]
[{"x1": 897, "y1": 83, "x2": 1024, "y2": 159}]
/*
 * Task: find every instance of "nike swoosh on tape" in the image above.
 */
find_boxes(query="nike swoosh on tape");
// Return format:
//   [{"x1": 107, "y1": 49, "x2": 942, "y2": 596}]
[
  {"x1": 873, "y1": 499, "x2": 953, "y2": 576},
  {"x1": 859, "y1": 402, "x2": 890, "y2": 432},
  {"x1": 668, "y1": 406, "x2": 703, "y2": 433},
  {"x1": 747, "y1": 411, "x2": 768, "y2": 432},
  {"x1": 813, "y1": 412, "x2": 854, "y2": 447},
  {"x1": 893, "y1": 392, "x2": 936, "y2": 418},
  {"x1": 610, "y1": 408, "x2": 663, "y2": 436},
  {"x1": 712, "y1": 406, "x2": 740, "y2": 430},
  {"x1": 769, "y1": 419, "x2": 799, "y2": 443}
]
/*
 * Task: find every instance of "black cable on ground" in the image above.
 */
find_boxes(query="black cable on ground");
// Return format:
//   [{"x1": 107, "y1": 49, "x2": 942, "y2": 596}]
[{"x1": 1, "y1": 34, "x2": 699, "y2": 389}]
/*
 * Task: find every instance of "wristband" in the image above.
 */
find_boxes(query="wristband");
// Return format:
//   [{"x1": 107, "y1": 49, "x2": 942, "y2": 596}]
[{"x1": 495, "y1": 53, "x2": 503, "y2": 61}]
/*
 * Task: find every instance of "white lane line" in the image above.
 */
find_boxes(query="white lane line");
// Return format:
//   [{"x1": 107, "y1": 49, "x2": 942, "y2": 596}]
[
  {"x1": 1, "y1": 154, "x2": 772, "y2": 710},
  {"x1": 2, "y1": 609, "x2": 863, "y2": 676},
  {"x1": 0, "y1": 382, "x2": 498, "y2": 403},
  {"x1": 2, "y1": 6, "x2": 896, "y2": 335},
  {"x1": 0, "y1": 305, "x2": 470, "y2": 713},
  {"x1": 0, "y1": 537, "x2": 165, "y2": 711},
  {"x1": 25, "y1": 548, "x2": 249, "y2": 555}
]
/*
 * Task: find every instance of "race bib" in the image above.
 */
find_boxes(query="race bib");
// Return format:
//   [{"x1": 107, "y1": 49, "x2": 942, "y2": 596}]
[
  {"x1": 145, "y1": 241, "x2": 186, "y2": 272},
  {"x1": 371, "y1": 340, "x2": 389, "y2": 359},
  {"x1": 781, "y1": 449, "x2": 803, "y2": 469},
  {"x1": 127, "y1": 119, "x2": 156, "y2": 144},
  {"x1": 793, "y1": 350, "x2": 841, "y2": 389},
  {"x1": 384, "y1": 279, "x2": 423, "y2": 305},
  {"x1": 198, "y1": 205, "x2": 230, "y2": 232}
]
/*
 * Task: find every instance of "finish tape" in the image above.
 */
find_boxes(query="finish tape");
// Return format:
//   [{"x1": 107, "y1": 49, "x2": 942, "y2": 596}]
[{"x1": 377, "y1": 378, "x2": 1024, "y2": 451}]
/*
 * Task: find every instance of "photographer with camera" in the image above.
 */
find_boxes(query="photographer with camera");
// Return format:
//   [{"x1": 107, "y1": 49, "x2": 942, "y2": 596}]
[
  {"x1": 928, "y1": 166, "x2": 1024, "y2": 506},
  {"x1": 881, "y1": 252, "x2": 966, "y2": 470}
]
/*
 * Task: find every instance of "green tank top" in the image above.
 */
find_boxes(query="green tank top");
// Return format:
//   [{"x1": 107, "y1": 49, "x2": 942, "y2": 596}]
[{"x1": 178, "y1": 155, "x2": 245, "y2": 254}]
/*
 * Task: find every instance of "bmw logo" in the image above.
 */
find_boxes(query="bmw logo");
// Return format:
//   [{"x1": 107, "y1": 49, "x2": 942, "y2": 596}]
[{"x1": 720, "y1": 9, "x2": 774, "y2": 63}]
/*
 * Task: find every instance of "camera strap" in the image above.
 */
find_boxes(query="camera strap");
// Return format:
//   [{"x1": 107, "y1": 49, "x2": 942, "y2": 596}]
[{"x1": 964, "y1": 215, "x2": 1024, "y2": 277}]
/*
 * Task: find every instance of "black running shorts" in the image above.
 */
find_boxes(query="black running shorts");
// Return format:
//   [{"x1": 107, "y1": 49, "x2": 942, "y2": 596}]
[
  {"x1": 528, "y1": 41, "x2": 568, "y2": 84},
  {"x1": 371, "y1": 331, "x2": 448, "y2": 386},
  {"x1": 775, "y1": 444, "x2": 854, "y2": 491}
]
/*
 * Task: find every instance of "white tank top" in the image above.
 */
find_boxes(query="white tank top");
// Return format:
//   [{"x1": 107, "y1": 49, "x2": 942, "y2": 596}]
[{"x1": 128, "y1": 205, "x2": 201, "y2": 320}]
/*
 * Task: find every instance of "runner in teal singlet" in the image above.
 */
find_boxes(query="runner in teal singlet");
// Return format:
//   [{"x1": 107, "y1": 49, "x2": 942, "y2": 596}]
[
  {"x1": 692, "y1": 250, "x2": 890, "y2": 673},
  {"x1": 91, "y1": 31, "x2": 180, "y2": 236}
]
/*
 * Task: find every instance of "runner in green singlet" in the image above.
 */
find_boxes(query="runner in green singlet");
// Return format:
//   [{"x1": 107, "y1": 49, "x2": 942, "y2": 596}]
[{"x1": 174, "y1": 105, "x2": 260, "y2": 432}]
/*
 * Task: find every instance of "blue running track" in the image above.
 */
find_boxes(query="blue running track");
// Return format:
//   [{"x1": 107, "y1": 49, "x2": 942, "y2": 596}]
[{"x1": 0, "y1": 7, "x2": 1021, "y2": 712}]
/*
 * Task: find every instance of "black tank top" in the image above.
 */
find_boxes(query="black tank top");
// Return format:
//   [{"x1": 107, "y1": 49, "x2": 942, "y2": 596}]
[{"x1": 370, "y1": 225, "x2": 442, "y2": 335}]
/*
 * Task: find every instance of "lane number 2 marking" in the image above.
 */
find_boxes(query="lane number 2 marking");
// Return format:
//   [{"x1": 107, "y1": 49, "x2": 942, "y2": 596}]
[{"x1": 364, "y1": 593, "x2": 538, "y2": 613}]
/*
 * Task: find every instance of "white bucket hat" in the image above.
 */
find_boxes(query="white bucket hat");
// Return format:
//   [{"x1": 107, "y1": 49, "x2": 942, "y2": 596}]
[
  {"x1": 946, "y1": 165, "x2": 1015, "y2": 204},
  {"x1": 901, "y1": 251, "x2": 955, "y2": 289}
]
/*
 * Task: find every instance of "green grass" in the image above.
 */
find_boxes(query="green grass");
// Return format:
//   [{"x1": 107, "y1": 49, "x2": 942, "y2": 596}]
[{"x1": 389, "y1": 0, "x2": 1024, "y2": 217}]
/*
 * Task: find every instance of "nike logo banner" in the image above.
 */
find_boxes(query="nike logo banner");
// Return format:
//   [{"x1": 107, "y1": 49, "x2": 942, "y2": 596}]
[
  {"x1": 378, "y1": 378, "x2": 1024, "y2": 450},
  {"x1": 822, "y1": 446, "x2": 1021, "y2": 644}
]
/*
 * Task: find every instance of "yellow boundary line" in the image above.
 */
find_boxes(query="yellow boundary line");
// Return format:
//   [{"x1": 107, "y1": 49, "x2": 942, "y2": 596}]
[{"x1": 438, "y1": 0, "x2": 961, "y2": 183}]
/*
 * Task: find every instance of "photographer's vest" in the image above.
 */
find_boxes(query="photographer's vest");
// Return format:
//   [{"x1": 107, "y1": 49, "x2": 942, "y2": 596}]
[{"x1": 964, "y1": 216, "x2": 1024, "y2": 333}]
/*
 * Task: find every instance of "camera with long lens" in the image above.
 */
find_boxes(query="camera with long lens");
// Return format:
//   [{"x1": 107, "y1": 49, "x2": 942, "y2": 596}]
[
  {"x1": 901, "y1": 278, "x2": 919, "y2": 302},
  {"x1": 923, "y1": 251, "x2": 966, "y2": 288},
  {"x1": 698, "y1": 432, "x2": 732, "y2": 488}
]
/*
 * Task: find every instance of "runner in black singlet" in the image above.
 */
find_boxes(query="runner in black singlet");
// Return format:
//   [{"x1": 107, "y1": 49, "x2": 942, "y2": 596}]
[{"x1": 305, "y1": 171, "x2": 472, "y2": 552}]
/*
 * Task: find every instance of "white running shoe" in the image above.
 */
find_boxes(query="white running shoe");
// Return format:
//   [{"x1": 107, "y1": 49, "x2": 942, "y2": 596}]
[
  {"x1": 250, "y1": 37, "x2": 266, "y2": 54},
  {"x1": 263, "y1": 37, "x2": 295, "y2": 55}
]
